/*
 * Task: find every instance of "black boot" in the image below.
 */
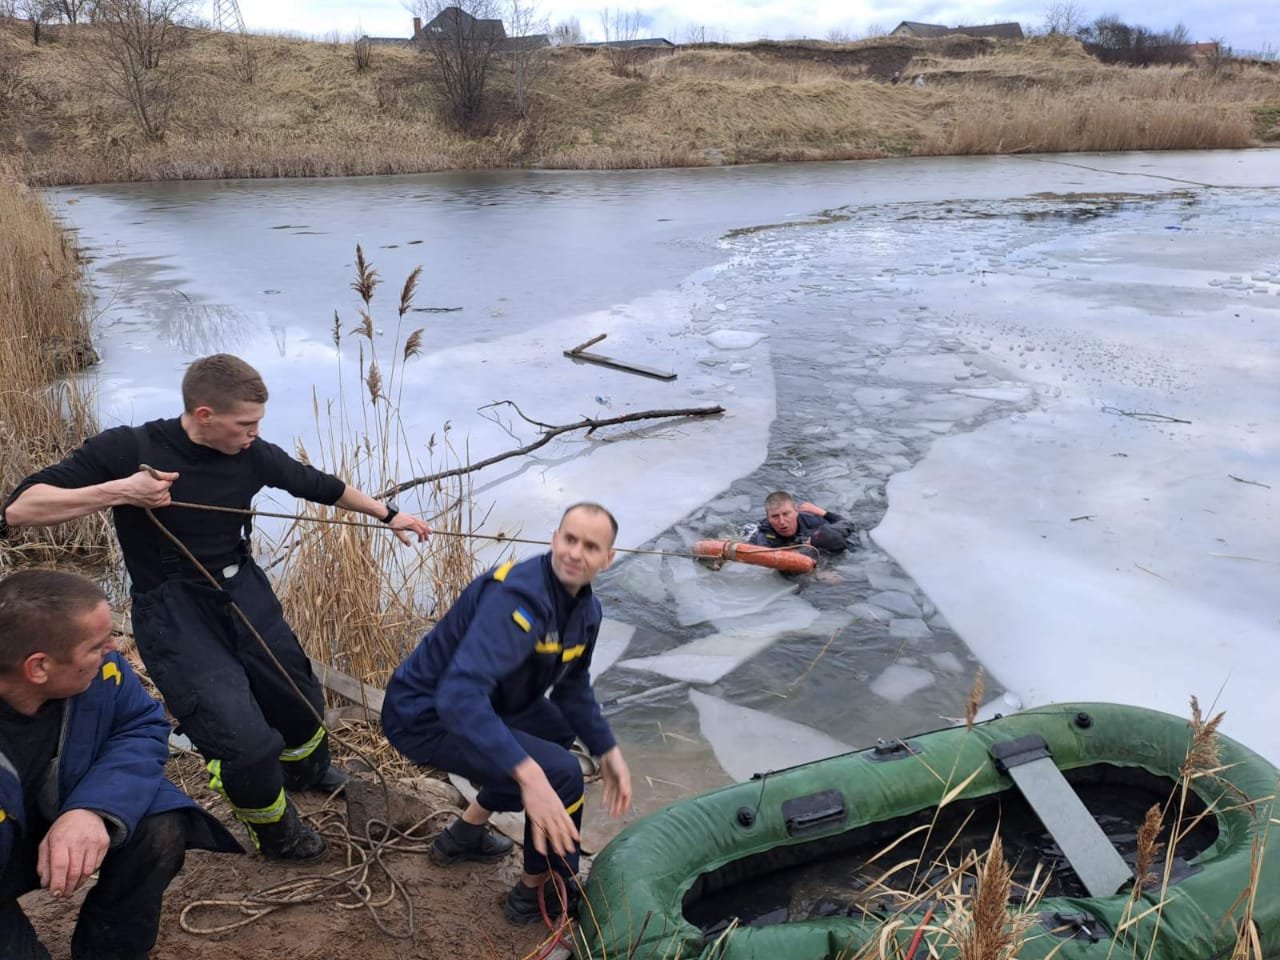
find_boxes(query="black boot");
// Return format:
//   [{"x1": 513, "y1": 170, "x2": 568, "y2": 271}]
[
  {"x1": 249, "y1": 802, "x2": 327, "y2": 864},
  {"x1": 504, "y1": 877, "x2": 579, "y2": 925},
  {"x1": 430, "y1": 818, "x2": 514, "y2": 866}
]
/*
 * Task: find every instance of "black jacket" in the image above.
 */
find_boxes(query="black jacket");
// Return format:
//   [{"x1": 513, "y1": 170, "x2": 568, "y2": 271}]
[{"x1": 750, "y1": 510, "x2": 856, "y2": 553}]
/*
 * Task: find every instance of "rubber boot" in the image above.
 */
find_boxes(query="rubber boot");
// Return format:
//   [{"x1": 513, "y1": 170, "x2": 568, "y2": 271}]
[{"x1": 248, "y1": 801, "x2": 327, "y2": 864}]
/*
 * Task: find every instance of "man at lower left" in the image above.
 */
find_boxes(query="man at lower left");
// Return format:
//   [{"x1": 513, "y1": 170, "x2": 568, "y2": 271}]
[{"x1": 0, "y1": 569, "x2": 241, "y2": 960}]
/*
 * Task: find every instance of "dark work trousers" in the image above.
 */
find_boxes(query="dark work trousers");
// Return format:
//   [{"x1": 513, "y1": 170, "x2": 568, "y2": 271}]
[
  {"x1": 0, "y1": 810, "x2": 188, "y2": 960},
  {"x1": 131, "y1": 559, "x2": 329, "y2": 813},
  {"x1": 418, "y1": 699, "x2": 585, "y2": 878}
]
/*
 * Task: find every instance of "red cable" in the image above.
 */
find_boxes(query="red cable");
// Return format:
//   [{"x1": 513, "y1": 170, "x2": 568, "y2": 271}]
[
  {"x1": 905, "y1": 902, "x2": 937, "y2": 960},
  {"x1": 531, "y1": 873, "x2": 575, "y2": 960}
]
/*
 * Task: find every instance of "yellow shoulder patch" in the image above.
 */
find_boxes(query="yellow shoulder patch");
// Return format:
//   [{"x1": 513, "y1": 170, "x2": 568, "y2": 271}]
[
  {"x1": 512, "y1": 608, "x2": 532, "y2": 632},
  {"x1": 101, "y1": 662, "x2": 122, "y2": 686},
  {"x1": 493, "y1": 559, "x2": 517, "y2": 583},
  {"x1": 560, "y1": 644, "x2": 587, "y2": 663}
]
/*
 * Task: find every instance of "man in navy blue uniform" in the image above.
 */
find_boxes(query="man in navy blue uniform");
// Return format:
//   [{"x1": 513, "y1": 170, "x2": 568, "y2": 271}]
[
  {"x1": 383, "y1": 502, "x2": 632, "y2": 924},
  {"x1": 750, "y1": 490, "x2": 857, "y2": 554},
  {"x1": 0, "y1": 569, "x2": 240, "y2": 960},
  {"x1": 2, "y1": 354, "x2": 431, "y2": 863}
]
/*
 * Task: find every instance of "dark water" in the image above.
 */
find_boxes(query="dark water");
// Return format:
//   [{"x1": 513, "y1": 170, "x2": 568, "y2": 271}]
[{"x1": 683, "y1": 766, "x2": 1216, "y2": 934}]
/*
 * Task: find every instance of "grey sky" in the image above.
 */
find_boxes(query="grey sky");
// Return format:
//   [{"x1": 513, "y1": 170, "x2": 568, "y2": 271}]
[{"x1": 234, "y1": 0, "x2": 1274, "y2": 54}]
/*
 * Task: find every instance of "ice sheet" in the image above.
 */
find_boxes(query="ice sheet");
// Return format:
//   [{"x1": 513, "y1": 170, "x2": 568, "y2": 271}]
[
  {"x1": 689, "y1": 690, "x2": 853, "y2": 782},
  {"x1": 620, "y1": 594, "x2": 820, "y2": 684}
]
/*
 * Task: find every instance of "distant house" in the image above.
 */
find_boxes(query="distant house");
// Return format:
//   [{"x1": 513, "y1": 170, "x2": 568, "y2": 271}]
[
  {"x1": 890, "y1": 21, "x2": 952, "y2": 38},
  {"x1": 1186, "y1": 40, "x2": 1221, "y2": 60},
  {"x1": 416, "y1": 7, "x2": 507, "y2": 43},
  {"x1": 891, "y1": 21, "x2": 1025, "y2": 40},
  {"x1": 578, "y1": 37, "x2": 675, "y2": 49}
]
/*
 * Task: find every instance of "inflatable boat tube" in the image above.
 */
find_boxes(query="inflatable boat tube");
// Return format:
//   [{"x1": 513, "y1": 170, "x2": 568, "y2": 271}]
[
  {"x1": 576, "y1": 702, "x2": 1279, "y2": 960},
  {"x1": 693, "y1": 539, "x2": 818, "y2": 575}
]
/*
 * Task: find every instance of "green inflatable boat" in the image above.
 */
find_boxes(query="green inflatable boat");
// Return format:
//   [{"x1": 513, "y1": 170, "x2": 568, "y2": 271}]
[{"x1": 576, "y1": 702, "x2": 1278, "y2": 959}]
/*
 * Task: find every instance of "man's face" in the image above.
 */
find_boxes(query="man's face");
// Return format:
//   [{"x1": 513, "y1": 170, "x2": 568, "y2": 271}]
[
  {"x1": 766, "y1": 500, "x2": 799, "y2": 537},
  {"x1": 41, "y1": 601, "x2": 117, "y2": 699},
  {"x1": 197, "y1": 401, "x2": 265, "y2": 455},
  {"x1": 550, "y1": 508, "x2": 616, "y2": 593}
]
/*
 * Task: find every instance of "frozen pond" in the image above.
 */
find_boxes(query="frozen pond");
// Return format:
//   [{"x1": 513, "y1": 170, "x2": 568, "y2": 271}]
[{"x1": 50, "y1": 151, "x2": 1280, "y2": 838}]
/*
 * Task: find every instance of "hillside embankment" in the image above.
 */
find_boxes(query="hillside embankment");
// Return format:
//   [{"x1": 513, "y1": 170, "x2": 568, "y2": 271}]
[{"x1": 1, "y1": 22, "x2": 1277, "y2": 186}]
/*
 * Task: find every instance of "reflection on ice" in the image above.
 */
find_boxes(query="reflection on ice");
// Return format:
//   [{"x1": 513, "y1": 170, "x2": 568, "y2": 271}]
[{"x1": 690, "y1": 690, "x2": 852, "y2": 782}]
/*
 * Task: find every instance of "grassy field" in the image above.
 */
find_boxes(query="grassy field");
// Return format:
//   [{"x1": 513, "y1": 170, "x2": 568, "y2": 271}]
[{"x1": 1, "y1": 23, "x2": 1276, "y2": 185}]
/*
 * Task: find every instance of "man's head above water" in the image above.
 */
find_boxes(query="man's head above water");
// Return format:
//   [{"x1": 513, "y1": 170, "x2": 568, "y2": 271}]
[{"x1": 763, "y1": 490, "x2": 800, "y2": 538}]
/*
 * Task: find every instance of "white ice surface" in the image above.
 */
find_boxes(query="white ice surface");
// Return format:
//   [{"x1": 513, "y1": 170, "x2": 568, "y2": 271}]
[
  {"x1": 875, "y1": 243, "x2": 1280, "y2": 760},
  {"x1": 669, "y1": 558, "x2": 798, "y2": 627},
  {"x1": 689, "y1": 690, "x2": 854, "y2": 782},
  {"x1": 870, "y1": 663, "x2": 936, "y2": 702},
  {"x1": 620, "y1": 594, "x2": 820, "y2": 684},
  {"x1": 590, "y1": 619, "x2": 635, "y2": 684}
]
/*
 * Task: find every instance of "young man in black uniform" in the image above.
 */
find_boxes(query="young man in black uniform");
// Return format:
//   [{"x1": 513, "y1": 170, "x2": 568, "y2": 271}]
[
  {"x1": 0, "y1": 569, "x2": 241, "y2": 960},
  {"x1": 1, "y1": 354, "x2": 431, "y2": 862}
]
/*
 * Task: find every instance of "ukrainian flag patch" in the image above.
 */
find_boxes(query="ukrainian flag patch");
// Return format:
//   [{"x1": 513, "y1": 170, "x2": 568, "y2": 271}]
[
  {"x1": 512, "y1": 608, "x2": 532, "y2": 632},
  {"x1": 101, "y1": 662, "x2": 121, "y2": 686}
]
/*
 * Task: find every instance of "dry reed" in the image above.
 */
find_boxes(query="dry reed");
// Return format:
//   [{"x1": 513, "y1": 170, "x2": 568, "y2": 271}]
[
  {"x1": 0, "y1": 166, "x2": 115, "y2": 575},
  {"x1": 273, "y1": 248, "x2": 479, "y2": 691},
  {"x1": 2, "y1": 28, "x2": 1276, "y2": 186}
]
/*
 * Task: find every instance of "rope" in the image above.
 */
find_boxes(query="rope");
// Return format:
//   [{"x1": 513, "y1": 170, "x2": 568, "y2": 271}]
[
  {"x1": 138, "y1": 499, "x2": 434, "y2": 939},
  {"x1": 155, "y1": 496, "x2": 818, "y2": 563},
  {"x1": 136, "y1": 477, "x2": 814, "y2": 938}
]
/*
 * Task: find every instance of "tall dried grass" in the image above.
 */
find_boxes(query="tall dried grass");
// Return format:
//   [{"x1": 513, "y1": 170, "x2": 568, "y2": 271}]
[
  {"x1": 4, "y1": 28, "x2": 1276, "y2": 185},
  {"x1": 926, "y1": 89, "x2": 1254, "y2": 154},
  {"x1": 274, "y1": 248, "x2": 480, "y2": 689},
  {"x1": 0, "y1": 168, "x2": 114, "y2": 573}
]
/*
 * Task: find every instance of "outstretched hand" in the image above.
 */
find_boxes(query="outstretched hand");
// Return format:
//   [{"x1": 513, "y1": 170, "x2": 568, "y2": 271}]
[
  {"x1": 797, "y1": 501, "x2": 827, "y2": 517},
  {"x1": 515, "y1": 758, "x2": 579, "y2": 858},
  {"x1": 599, "y1": 747, "x2": 632, "y2": 818},
  {"x1": 388, "y1": 510, "x2": 431, "y2": 546}
]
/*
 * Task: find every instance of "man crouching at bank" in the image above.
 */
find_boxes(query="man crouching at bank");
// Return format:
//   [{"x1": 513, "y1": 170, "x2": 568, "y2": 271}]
[
  {"x1": 0, "y1": 569, "x2": 240, "y2": 960},
  {"x1": 382, "y1": 503, "x2": 631, "y2": 923}
]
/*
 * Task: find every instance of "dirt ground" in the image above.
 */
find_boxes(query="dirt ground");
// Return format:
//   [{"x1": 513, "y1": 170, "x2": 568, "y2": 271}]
[{"x1": 21, "y1": 763, "x2": 572, "y2": 960}]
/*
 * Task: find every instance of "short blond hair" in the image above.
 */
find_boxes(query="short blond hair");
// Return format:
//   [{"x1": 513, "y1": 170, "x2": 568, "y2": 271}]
[{"x1": 182, "y1": 354, "x2": 269, "y2": 412}]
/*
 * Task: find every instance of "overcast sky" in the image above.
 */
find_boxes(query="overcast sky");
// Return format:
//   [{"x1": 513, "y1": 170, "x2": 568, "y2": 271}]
[{"x1": 232, "y1": 0, "x2": 1275, "y2": 53}]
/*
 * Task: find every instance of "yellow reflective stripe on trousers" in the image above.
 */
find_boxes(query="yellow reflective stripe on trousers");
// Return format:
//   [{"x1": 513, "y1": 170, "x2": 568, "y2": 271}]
[
  {"x1": 206, "y1": 759, "x2": 226, "y2": 797},
  {"x1": 564, "y1": 795, "x2": 585, "y2": 817},
  {"x1": 232, "y1": 788, "x2": 288, "y2": 825},
  {"x1": 279, "y1": 725, "x2": 326, "y2": 763}
]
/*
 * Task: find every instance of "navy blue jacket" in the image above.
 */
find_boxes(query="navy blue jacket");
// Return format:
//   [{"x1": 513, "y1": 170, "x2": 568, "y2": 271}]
[
  {"x1": 1, "y1": 652, "x2": 240, "y2": 874},
  {"x1": 383, "y1": 553, "x2": 616, "y2": 774},
  {"x1": 750, "y1": 509, "x2": 856, "y2": 553}
]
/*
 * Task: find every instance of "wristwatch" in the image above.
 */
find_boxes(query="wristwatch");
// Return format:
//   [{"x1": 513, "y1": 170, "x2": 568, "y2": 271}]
[{"x1": 381, "y1": 502, "x2": 399, "y2": 525}]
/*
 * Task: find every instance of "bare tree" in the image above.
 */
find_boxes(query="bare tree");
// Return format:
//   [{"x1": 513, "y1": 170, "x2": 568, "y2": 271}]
[
  {"x1": 56, "y1": 0, "x2": 89, "y2": 22},
  {"x1": 506, "y1": 0, "x2": 547, "y2": 116},
  {"x1": 17, "y1": 0, "x2": 57, "y2": 46},
  {"x1": 599, "y1": 6, "x2": 642, "y2": 77},
  {"x1": 411, "y1": 0, "x2": 506, "y2": 130},
  {"x1": 549, "y1": 16, "x2": 582, "y2": 45},
  {"x1": 88, "y1": 0, "x2": 196, "y2": 141},
  {"x1": 353, "y1": 34, "x2": 373, "y2": 72},
  {"x1": 1042, "y1": 0, "x2": 1087, "y2": 36}
]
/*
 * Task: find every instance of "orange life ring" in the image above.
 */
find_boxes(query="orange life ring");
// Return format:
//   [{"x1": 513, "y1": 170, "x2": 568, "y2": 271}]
[{"x1": 692, "y1": 539, "x2": 818, "y2": 575}]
